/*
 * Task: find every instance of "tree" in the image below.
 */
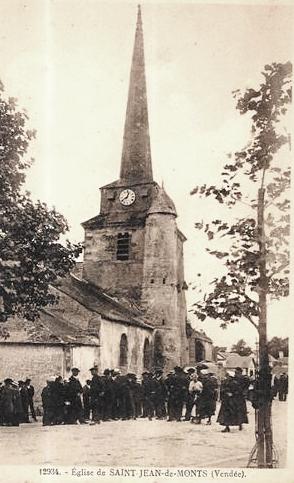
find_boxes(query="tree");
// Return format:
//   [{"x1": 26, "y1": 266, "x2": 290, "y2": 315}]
[
  {"x1": 192, "y1": 62, "x2": 291, "y2": 336},
  {"x1": 231, "y1": 339, "x2": 253, "y2": 356},
  {"x1": 268, "y1": 336, "x2": 288, "y2": 359},
  {"x1": 191, "y1": 62, "x2": 291, "y2": 467},
  {"x1": 0, "y1": 81, "x2": 82, "y2": 328}
]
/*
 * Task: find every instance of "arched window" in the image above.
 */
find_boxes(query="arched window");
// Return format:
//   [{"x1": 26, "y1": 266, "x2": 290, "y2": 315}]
[
  {"x1": 116, "y1": 233, "x2": 131, "y2": 260},
  {"x1": 143, "y1": 338, "x2": 151, "y2": 370},
  {"x1": 153, "y1": 332, "x2": 164, "y2": 369},
  {"x1": 119, "y1": 334, "x2": 128, "y2": 367},
  {"x1": 195, "y1": 340, "x2": 205, "y2": 362}
]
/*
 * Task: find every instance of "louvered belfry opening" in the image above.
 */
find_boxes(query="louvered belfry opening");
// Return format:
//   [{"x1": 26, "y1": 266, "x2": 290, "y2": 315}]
[{"x1": 116, "y1": 233, "x2": 131, "y2": 260}]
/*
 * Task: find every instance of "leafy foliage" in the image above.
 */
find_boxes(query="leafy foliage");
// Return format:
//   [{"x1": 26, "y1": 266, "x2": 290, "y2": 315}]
[
  {"x1": 267, "y1": 336, "x2": 288, "y2": 359},
  {"x1": 231, "y1": 339, "x2": 253, "y2": 356},
  {"x1": 0, "y1": 82, "x2": 82, "y2": 326},
  {"x1": 191, "y1": 62, "x2": 291, "y2": 330}
]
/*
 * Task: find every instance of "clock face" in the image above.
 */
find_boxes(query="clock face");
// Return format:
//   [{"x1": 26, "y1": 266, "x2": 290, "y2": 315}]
[{"x1": 119, "y1": 189, "x2": 136, "y2": 206}]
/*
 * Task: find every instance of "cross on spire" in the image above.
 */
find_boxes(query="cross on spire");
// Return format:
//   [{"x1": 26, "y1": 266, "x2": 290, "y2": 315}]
[{"x1": 120, "y1": 5, "x2": 153, "y2": 182}]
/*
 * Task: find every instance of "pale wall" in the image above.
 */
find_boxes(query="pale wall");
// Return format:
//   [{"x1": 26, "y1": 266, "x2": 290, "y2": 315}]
[
  {"x1": 0, "y1": 343, "x2": 99, "y2": 407},
  {"x1": 99, "y1": 319, "x2": 152, "y2": 374}
]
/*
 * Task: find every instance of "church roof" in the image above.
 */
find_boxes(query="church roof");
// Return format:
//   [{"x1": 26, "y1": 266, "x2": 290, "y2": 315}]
[
  {"x1": 81, "y1": 212, "x2": 146, "y2": 229},
  {"x1": 55, "y1": 274, "x2": 153, "y2": 331},
  {"x1": 147, "y1": 186, "x2": 177, "y2": 216},
  {"x1": 100, "y1": 179, "x2": 156, "y2": 190},
  {"x1": 1, "y1": 310, "x2": 98, "y2": 346}
]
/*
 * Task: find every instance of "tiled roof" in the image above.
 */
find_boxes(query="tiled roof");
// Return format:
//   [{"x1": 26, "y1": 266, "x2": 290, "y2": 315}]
[
  {"x1": 1, "y1": 310, "x2": 99, "y2": 346},
  {"x1": 225, "y1": 353, "x2": 255, "y2": 369},
  {"x1": 55, "y1": 274, "x2": 153, "y2": 330},
  {"x1": 147, "y1": 187, "x2": 177, "y2": 217},
  {"x1": 190, "y1": 328, "x2": 212, "y2": 343}
]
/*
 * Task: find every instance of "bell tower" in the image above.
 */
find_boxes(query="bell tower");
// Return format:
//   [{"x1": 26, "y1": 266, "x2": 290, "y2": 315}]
[
  {"x1": 82, "y1": 6, "x2": 189, "y2": 369},
  {"x1": 82, "y1": 5, "x2": 158, "y2": 300}
]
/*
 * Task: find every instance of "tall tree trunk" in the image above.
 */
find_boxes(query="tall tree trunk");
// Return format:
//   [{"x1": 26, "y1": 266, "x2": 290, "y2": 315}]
[{"x1": 257, "y1": 187, "x2": 273, "y2": 468}]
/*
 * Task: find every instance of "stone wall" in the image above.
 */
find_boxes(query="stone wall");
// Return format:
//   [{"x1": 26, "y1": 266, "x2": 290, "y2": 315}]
[
  {"x1": 0, "y1": 343, "x2": 99, "y2": 408},
  {"x1": 141, "y1": 213, "x2": 188, "y2": 370},
  {"x1": 83, "y1": 226, "x2": 145, "y2": 300},
  {"x1": 99, "y1": 183, "x2": 156, "y2": 216}
]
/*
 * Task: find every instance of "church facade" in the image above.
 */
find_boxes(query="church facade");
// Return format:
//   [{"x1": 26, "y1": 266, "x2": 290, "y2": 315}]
[
  {"x1": 81, "y1": 5, "x2": 189, "y2": 371},
  {"x1": 0, "y1": 7, "x2": 216, "y2": 399}
]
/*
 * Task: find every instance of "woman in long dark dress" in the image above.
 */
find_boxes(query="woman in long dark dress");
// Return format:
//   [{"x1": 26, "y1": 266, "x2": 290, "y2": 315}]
[
  {"x1": 196, "y1": 372, "x2": 218, "y2": 424},
  {"x1": 217, "y1": 371, "x2": 248, "y2": 432}
]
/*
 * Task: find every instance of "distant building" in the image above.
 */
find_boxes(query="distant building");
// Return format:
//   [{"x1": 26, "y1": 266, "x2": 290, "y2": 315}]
[
  {"x1": 224, "y1": 353, "x2": 256, "y2": 375},
  {"x1": 272, "y1": 352, "x2": 288, "y2": 376},
  {"x1": 186, "y1": 324, "x2": 213, "y2": 363}
]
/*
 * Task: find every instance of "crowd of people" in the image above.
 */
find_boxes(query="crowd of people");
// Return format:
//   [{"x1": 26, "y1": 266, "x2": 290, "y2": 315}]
[
  {"x1": 0, "y1": 378, "x2": 36, "y2": 426},
  {"x1": 39, "y1": 365, "x2": 250, "y2": 431},
  {"x1": 273, "y1": 373, "x2": 288, "y2": 401},
  {"x1": 40, "y1": 366, "x2": 222, "y2": 427},
  {"x1": 0, "y1": 365, "x2": 288, "y2": 432}
]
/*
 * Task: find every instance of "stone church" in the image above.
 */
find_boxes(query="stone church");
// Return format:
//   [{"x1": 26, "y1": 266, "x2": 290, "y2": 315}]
[{"x1": 0, "y1": 7, "x2": 213, "y2": 398}]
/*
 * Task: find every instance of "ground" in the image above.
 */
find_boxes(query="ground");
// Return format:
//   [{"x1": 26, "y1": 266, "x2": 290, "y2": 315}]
[{"x1": 0, "y1": 400, "x2": 286, "y2": 472}]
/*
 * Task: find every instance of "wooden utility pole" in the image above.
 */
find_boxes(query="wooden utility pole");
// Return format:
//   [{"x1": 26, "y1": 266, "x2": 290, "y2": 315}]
[{"x1": 257, "y1": 187, "x2": 273, "y2": 468}]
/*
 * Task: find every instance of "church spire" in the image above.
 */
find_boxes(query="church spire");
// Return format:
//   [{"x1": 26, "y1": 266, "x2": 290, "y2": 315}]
[{"x1": 120, "y1": 5, "x2": 153, "y2": 182}]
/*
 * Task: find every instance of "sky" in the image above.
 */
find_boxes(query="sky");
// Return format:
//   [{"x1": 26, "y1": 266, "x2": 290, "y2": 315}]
[{"x1": 0, "y1": 0, "x2": 293, "y2": 348}]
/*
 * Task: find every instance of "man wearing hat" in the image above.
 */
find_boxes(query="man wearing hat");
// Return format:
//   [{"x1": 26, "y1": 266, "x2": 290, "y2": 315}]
[
  {"x1": 89, "y1": 366, "x2": 104, "y2": 424},
  {"x1": 153, "y1": 369, "x2": 167, "y2": 419},
  {"x1": 41, "y1": 377, "x2": 56, "y2": 426},
  {"x1": 25, "y1": 378, "x2": 37, "y2": 422},
  {"x1": 110, "y1": 369, "x2": 121, "y2": 419},
  {"x1": 18, "y1": 380, "x2": 30, "y2": 423},
  {"x1": 126, "y1": 373, "x2": 137, "y2": 419},
  {"x1": 101, "y1": 369, "x2": 114, "y2": 421},
  {"x1": 141, "y1": 372, "x2": 157, "y2": 420},
  {"x1": 166, "y1": 367, "x2": 188, "y2": 422},
  {"x1": 67, "y1": 368, "x2": 87, "y2": 424}
]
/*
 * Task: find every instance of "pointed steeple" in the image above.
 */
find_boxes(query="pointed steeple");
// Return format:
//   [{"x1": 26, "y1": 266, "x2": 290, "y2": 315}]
[{"x1": 120, "y1": 5, "x2": 153, "y2": 182}]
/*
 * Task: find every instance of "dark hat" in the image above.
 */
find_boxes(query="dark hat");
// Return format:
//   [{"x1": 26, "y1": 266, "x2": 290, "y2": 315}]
[
  {"x1": 155, "y1": 368, "x2": 163, "y2": 374},
  {"x1": 89, "y1": 366, "x2": 98, "y2": 372},
  {"x1": 71, "y1": 367, "x2": 80, "y2": 373},
  {"x1": 127, "y1": 373, "x2": 136, "y2": 379},
  {"x1": 4, "y1": 378, "x2": 13, "y2": 385},
  {"x1": 235, "y1": 367, "x2": 242, "y2": 372},
  {"x1": 103, "y1": 369, "x2": 110, "y2": 375},
  {"x1": 174, "y1": 366, "x2": 182, "y2": 373},
  {"x1": 187, "y1": 368, "x2": 196, "y2": 373},
  {"x1": 142, "y1": 371, "x2": 149, "y2": 376}
]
